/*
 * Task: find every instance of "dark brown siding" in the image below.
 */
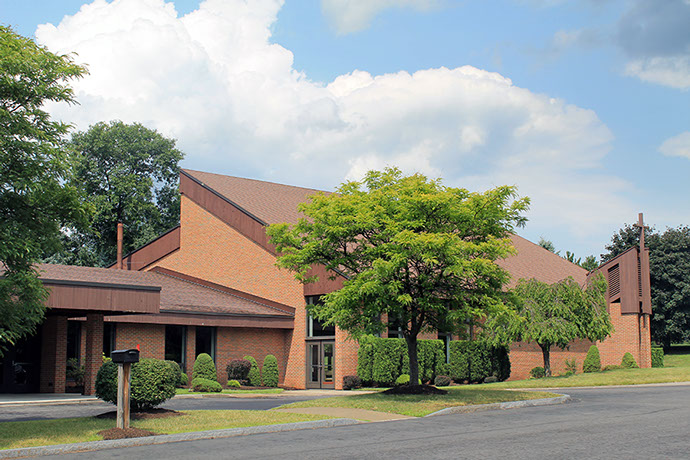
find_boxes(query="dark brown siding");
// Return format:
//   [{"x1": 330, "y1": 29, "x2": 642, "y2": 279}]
[
  {"x1": 118, "y1": 226, "x2": 181, "y2": 271},
  {"x1": 108, "y1": 312, "x2": 293, "y2": 329},
  {"x1": 44, "y1": 282, "x2": 160, "y2": 314},
  {"x1": 303, "y1": 265, "x2": 345, "y2": 296},
  {"x1": 180, "y1": 172, "x2": 275, "y2": 254}
]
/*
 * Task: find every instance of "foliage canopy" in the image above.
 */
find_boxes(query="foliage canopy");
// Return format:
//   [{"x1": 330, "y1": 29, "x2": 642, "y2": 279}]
[
  {"x1": 0, "y1": 26, "x2": 86, "y2": 353},
  {"x1": 268, "y1": 168, "x2": 530, "y2": 386}
]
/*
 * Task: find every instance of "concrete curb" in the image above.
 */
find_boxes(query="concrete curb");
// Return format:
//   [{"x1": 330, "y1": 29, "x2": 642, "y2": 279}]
[
  {"x1": 0, "y1": 398, "x2": 100, "y2": 407},
  {"x1": 0, "y1": 418, "x2": 361, "y2": 459},
  {"x1": 425, "y1": 394, "x2": 571, "y2": 417}
]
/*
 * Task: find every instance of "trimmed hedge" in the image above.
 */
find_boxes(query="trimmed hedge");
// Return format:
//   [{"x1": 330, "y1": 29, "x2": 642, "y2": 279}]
[
  {"x1": 227, "y1": 379, "x2": 241, "y2": 388},
  {"x1": 583, "y1": 345, "x2": 601, "y2": 373},
  {"x1": 244, "y1": 356, "x2": 261, "y2": 386},
  {"x1": 262, "y1": 355, "x2": 279, "y2": 387},
  {"x1": 165, "y1": 360, "x2": 184, "y2": 387},
  {"x1": 191, "y1": 377, "x2": 222, "y2": 392},
  {"x1": 651, "y1": 348, "x2": 664, "y2": 368},
  {"x1": 621, "y1": 352, "x2": 639, "y2": 369},
  {"x1": 227, "y1": 359, "x2": 251, "y2": 382},
  {"x1": 193, "y1": 353, "x2": 217, "y2": 382},
  {"x1": 530, "y1": 366, "x2": 545, "y2": 379},
  {"x1": 95, "y1": 358, "x2": 177, "y2": 410},
  {"x1": 356, "y1": 336, "x2": 509, "y2": 386},
  {"x1": 342, "y1": 375, "x2": 362, "y2": 390}
]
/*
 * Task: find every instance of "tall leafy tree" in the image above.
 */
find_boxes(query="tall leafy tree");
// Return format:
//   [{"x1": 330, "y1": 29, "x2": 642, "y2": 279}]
[
  {"x1": 0, "y1": 26, "x2": 86, "y2": 353},
  {"x1": 57, "y1": 121, "x2": 184, "y2": 267},
  {"x1": 498, "y1": 275, "x2": 611, "y2": 376},
  {"x1": 602, "y1": 224, "x2": 690, "y2": 349},
  {"x1": 268, "y1": 168, "x2": 530, "y2": 388}
]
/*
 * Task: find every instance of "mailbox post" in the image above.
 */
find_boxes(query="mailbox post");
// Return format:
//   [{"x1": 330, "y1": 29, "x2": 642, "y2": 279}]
[{"x1": 111, "y1": 349, "x2": 139, "y2": 429}]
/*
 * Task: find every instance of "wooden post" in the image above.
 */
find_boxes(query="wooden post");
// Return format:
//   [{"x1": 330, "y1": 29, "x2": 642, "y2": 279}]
[{"x1": 116, "y1": 363, "x2": 131, "y2": 429}]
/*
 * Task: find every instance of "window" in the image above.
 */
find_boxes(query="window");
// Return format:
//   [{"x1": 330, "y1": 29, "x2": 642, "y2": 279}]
[
  {"x1": 387, "y1": 315, "x2": 404, "y2": 339},
  {"x1": 306, "y1": 296, "x2": 335, "y2": 337},
  {"x1": 102, "y1": 322, "x2": 116, "y2": 358},
  {"x1": 66, "y1": 320, "x2": 81, "y2": 363},
  {"x1": 195, "y1": 326, "x2": 216, "y2": 362},
  {"x1": 165, "y1": 325, "x2": 187, "y2": 372}
]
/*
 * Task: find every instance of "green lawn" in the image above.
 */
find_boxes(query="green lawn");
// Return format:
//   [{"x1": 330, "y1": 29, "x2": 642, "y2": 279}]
[
  {"x1": 175, "y1": 388, "x2": 283, "y2": 395},
  {"x1": 276, "y1": 387, "x2": 557, "y2": 417},
  {"x1": 0, "y1": 410, "x2": 331, "y2": 450},
  {"x1": 481, "y1": 353, "x2": 690, "y2": 389}
]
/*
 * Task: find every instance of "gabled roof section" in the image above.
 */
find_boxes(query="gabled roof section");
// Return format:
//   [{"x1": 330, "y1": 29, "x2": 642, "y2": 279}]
[
  {"x1": 182, "y1": 169, "x2": 326, "y2": 225},
  {"x1": 498, "y1": 234, "x2": 588, "y2": 288}
]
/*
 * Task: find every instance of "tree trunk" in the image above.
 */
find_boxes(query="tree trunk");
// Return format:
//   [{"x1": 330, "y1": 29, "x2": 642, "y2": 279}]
[
  {"x1": 405, "y1": 334, "x2": 420, "y2": 386},
  {"x1": 540, "y1": 343, "x2": 552, "y2": 377}
]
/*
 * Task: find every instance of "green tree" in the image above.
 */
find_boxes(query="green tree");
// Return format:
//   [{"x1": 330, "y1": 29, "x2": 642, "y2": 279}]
[
  {"x1": 602, "y1": 224, "x2": 690, "y2": 349},
  {"x1": 502, "y1": 275, "x2": 612, "y2": 376},
  {"x1": 0, "y1": 26, "x2": 86, "y2": 354},
  {"x1": 268, "y1": 168, "x2": 529, "y2": 388},
  {"x1": 55, "y1": 121, "x2": 184, "y2": 267},
  {"x1": 538, "y1": 239, "x2": 598, "y2": 271},
  {"x1": 538, "y1": 238, "x2": 558, "y2": 254}
]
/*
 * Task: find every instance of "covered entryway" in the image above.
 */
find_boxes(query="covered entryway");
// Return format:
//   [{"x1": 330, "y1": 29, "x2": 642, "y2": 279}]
[
  {"x1": 0, "y1": 333, "x2": 42, "y2": 393},
  {"x1": 306, "y1": 340, "x2": 335, "y2": 389}
]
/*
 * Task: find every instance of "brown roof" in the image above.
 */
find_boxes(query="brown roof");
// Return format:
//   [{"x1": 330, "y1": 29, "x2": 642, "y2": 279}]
[
  {"x1": 181, "y1": 170, "x2": 587, "y2": 288},
  {"x1": 498, "y1": 235, "x2": 588, "y2": 287},
  {"x1": 37, "y1": 264, "x2": 292, "y2": 318},
  {"x1": 182, "y1": 169, "x2": 325, "y2": 225}
]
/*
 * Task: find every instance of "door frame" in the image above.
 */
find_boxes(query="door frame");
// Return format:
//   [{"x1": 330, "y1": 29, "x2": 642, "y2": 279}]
[{"x1": 305, "y1": 340, "x2": 335, "y2": 389}]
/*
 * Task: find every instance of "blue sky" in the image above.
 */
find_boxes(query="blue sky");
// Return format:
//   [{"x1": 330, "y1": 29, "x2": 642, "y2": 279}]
[{"x1": 2, "y1": 0, "x2": 689, "y2": 261}]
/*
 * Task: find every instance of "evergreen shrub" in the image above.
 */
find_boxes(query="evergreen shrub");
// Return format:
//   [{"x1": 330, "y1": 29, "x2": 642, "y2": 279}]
[
  {"x1": 227, "y1": 359, "x2": 252, "y2": 382},
  {"x1": 165, "y1": 360, "x2": 184, "y2": 387},
  {"x1": 583, "y1": 345, "x2": 601, "y2": 373},
  {"x1": 564, "y1": 358, "x2": 578, "y2": 375},
  {"x1": 530, "y1": 366, "x2": 545, "y2": 379},
  {"x1": 434, "y1": 375, "x2": 451, "y2": 387},
  {"x1": 193, "y1": 353, "x2": 217, "y2": 382},
  {"x1": 342, "y1": 375, "x2": 362, "y2": 390},
  {"x1": 621, "y1": 352, "x2": 639, "y2": 369},
  {"x1": 651, "y1": 348, "x2": 664, "y2": 368},
  {"x1": 180, "y1": 373, "x2": 188, "y2": 386},
  {"x1": 95, "y1": 358, "x2": 177, "y2": 409},
  {"x1": 603, "y1": 364, "x2": 622, "y2": 371},
  {"x1": 191, "y1": 377, "x2": 222, "y2": 392},
  {"x1": 262, "y1": 355, "x2": 279, "y2": 387},
  {"x1": 244, "y1": 356, "x2": 261, "y2": 386},
  {"x1": 394, "y1": 374, "x2": 421, "y2": 386},
  {"x1": 227, "y1": 379, "x2": 241, "y2": 388}
]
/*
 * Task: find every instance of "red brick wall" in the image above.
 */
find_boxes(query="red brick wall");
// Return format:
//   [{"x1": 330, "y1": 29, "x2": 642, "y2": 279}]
[
  {"x1": 215, "y1": 327, "x2": 289, "y2": 385},
  {"x1": 40, "y1": 316, "x2": 67, "y2": 393},
  {"x1": 335, "y1": 327, "x2": 359, "y2": 389},
  {"x1": 115, "y1": 323, "x2": 165, "y2": 359}
]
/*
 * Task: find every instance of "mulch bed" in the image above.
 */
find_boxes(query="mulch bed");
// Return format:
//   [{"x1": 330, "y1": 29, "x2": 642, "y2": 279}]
[
  {"x1": 382, "y1": 385, "x2": 448, "y2": 395},
  {"x1": 95, "y1": 408, "x2": 184, "y2": 420},
  {"x1": 98, "y1": 427, "x2": 158, "y2": 440}
]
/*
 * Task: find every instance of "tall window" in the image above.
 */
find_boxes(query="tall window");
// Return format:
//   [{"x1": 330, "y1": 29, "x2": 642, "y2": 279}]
[
  {"x1": 103, "y1": 322, "x2": 116, "y2": 358},
  {"x1": 306, "y1": 296, "x2": 335, "y2": 337},
  {"x1": 66, "y1": 320, "x2": 81, "y2": 363},
  {"x1": 387, "y1": 315, "x2": 404, "y2": 339},
  {"x1": 196, "y1": 326, "x2": 216, "y2": 362},
  {"x1": 165, "y1": 325, "x2": 187, "y2": 371}
]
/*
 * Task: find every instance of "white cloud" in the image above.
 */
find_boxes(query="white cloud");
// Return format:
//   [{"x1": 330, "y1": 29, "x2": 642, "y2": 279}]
[
  {"x1": 625, "y1": 57, "x2": 690, "y2": 90},
  {"x1": 320, "y1": 0, "x2": 439, "y2": 34},
  {"x1": 37, "y1": 0, "x2": 634, "y2": 245},
  {"x1": 659, "y1": 131, "x2": 690, "y2": 159}
]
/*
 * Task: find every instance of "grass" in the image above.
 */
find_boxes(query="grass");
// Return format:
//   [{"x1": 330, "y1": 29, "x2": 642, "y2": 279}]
[
  {"x1": 276, "y1": 387, "x2": 557, "y2": 417},
  {"x1": 481, "y1": 353, "x2": 690, "y2": 390},
  {"x1": 175, "y1": 388, "x2": 283, "y2": 395},
  {"x1": 0, "y1": 410, "x2": 331, "y2": 450}
]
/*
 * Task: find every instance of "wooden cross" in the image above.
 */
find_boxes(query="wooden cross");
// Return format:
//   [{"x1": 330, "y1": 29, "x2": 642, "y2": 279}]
[{"x1": 634, "y1": 213, "x2": 649, "y2": 251}]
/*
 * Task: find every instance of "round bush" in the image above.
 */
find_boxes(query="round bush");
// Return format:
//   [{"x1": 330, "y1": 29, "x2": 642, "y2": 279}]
[
  {"x1": 227, "y1": 359, "x2": 251, "y2": 381},
  {"x1": 95, "y1": 358, "x2": 177, "y2": 410},
  {"x1": 165, "y1": 360, "x2": 183, "y2": 387},
  {"x1": 227, "y1": 379, "x2": 241, "y2": 388},
  {"x1": 530, "y1": 367, "x2": 545, "y2": 379},
  {"x1": 191, "y1": 377, "x2": 222, "y2": 392},
  {"x1": 583, "y1": 345, "x2": 601, "y2": 373},
  {"x1": 434, "y1": 375, "x2": 452, "y2": 387},
  {"x1": 193, "y1": 353, "x2": 217, "y2": 382},
  {"x1": 342, "y1": 375, "x2": 362, "y2": 390},
  {"x1": 180, "y1": 372, "x2": 188, "y2": 387},
  {"x1": 621, "y1": 352, "x2": 639, "y2": 369},
  {"x1": 262, "y1": 355, "x2": 279, "y2": 387},
  {"x1": 394, "y1": 374, "x2": 422, "y2": 386},
  {"x1": 244, "y1": 356, "x2": 261, "y2": 386}
]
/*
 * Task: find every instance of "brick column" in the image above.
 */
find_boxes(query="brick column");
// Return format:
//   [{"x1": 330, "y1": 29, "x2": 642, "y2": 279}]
[
  {"x1": 185, "y1": 326, "x2": 196, "y2": 385},
  {"x1": 83, "y1": 313, "x2": 104, "y2": 396},
  {"x1": 639, "y1": 314, "x2": 652, "y2": 368},
  {"x1": 39, "y1": 316, "x2": 68, "y2": 393}
]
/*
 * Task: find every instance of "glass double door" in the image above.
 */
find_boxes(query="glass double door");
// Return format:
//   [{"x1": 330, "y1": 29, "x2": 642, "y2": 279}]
[{"x1": 307, "y1": 340, "x2": 334, "y2": 389}]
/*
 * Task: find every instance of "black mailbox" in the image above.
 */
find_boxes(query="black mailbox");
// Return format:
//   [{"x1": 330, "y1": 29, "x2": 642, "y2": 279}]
[{"x1": 111, "y1": 349, "x2": 140, "y2": 364}]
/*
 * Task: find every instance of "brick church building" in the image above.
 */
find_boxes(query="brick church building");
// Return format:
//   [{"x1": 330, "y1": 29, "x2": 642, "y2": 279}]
[{"x1": 0, "y1": 169, "x2": 653, "y2": 394}]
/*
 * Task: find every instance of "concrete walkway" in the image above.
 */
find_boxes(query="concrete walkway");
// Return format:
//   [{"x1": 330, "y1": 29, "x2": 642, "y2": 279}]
[
  {"x1": 274, "y1": 407, "x2": 413, "y2": 421},
  {"x1": 0, "y1": 393, "x2": 98, "y2": 406}
]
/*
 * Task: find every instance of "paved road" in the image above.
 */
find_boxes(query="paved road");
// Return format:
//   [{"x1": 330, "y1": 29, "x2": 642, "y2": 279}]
[
  {"x1": 36, "y1": 384, "x2": 690, "y2": 459},
  {"x1": 0, "y1": 396, "x2": 324, "y2": 422}
]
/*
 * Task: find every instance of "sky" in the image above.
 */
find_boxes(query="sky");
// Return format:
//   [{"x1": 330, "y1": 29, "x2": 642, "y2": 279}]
[{"x1": 2, "y1": 0, "x2": 689, "y2": 261}]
